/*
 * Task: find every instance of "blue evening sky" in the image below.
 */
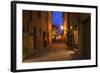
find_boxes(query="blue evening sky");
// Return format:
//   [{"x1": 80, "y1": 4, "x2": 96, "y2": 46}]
[{"x1": 52, "y1": 11, "x2": 63, "y2": 27}]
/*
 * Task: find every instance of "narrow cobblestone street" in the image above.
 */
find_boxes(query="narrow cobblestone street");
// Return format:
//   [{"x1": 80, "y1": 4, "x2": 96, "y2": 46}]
[{"x1": 23, "y1": 43, "x2": 78, "y2": 63}]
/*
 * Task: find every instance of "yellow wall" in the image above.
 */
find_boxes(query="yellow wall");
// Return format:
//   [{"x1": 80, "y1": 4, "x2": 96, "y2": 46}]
[
  {"x1": 48, "y1": 12, "x2": 52, "y2": 45},
  {"x1": 62, "y1": 13, "x2": 68, "y2": 43}
]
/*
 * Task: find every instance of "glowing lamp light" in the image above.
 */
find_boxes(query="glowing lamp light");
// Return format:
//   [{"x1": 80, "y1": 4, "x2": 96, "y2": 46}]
[
  {"x1": 56, "y1": 37, "x2": 59, "y2": 40},
  {"x1": 70, "y1": 26, "x2": 72, "y2": 29},
  {"x1": 52, "y1": 36, "x2": 55, "y2": 39},
  {"x1": 61, "y1": 26, "x2": 63, "y2": 30},
  {"x1": 58, "y1": 36, "x2": 61, "y2": 39}
]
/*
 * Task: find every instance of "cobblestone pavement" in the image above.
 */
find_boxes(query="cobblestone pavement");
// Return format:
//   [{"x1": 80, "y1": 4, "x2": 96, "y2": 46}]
[{"x1": 23, "y1": 43, "x2": 78, "y2": 63}]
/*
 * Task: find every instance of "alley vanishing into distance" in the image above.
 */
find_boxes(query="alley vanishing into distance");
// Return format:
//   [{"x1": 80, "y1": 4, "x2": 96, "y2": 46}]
[
  {"x1": 24, "y1": 43, "x2": 79, "y2": 63},
  {"x1": 23, "y1": 10, "x2": 91, "y2": 63}
]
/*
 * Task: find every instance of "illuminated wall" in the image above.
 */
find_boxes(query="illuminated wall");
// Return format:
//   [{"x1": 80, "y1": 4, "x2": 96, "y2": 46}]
[
  {"x1": 48, "y1": 12, "x2": 52, "y2": 44},
  {"x1": 62, "y1": 13, "x2": 68, "y2": 43}
]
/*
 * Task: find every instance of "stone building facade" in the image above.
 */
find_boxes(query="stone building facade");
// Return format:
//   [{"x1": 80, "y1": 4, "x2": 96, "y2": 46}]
[{"x1": 22, "y1": 10, "x2": 50, "y2": 60}]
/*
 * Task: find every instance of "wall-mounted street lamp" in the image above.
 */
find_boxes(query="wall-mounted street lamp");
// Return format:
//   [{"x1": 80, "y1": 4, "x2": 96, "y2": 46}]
[
  {"x1": 60, "y1": 25, "x2": 64, "y2": 30},
  {"x1": 70, "y1": 26, "x2": 72, "y2": 30}
]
